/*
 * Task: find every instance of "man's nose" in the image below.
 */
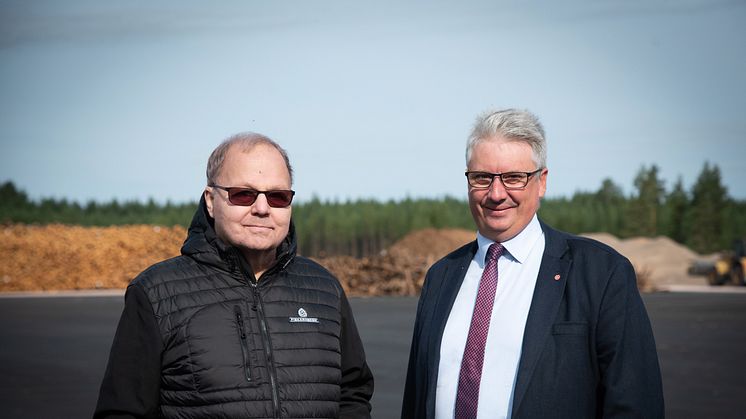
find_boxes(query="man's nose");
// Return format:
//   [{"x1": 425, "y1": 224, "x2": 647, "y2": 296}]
[
  {"x1": 487, "y1": 177, "x2": 509, "y2": 200},
  {"x1": 251, "y1": 193, "x2": 271, "y2": 215}
]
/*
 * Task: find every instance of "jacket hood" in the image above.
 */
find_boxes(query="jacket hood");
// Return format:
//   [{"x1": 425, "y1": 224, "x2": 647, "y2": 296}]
[{"x1": 180, "y1": 195, "x2": 297, "y2": 277}]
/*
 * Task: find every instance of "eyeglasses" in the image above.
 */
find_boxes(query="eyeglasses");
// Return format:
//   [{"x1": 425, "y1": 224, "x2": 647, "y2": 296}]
[
  {"x1": 465, "y1": 169, "x2": 543, "y2": 190},
  {"x1": 210, "y1": 185, "x2": 295, "y2": 208}
]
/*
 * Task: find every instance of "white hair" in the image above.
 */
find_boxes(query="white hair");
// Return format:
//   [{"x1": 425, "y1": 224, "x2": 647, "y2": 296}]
[{"x1": 465, "y1": 108, "x2": 547, "y2": 169}]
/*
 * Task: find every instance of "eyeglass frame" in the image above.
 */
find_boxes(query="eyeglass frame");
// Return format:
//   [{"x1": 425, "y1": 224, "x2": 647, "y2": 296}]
[
  {"x1": 209, "y1": 184, "x2": 295, "y2": 208},
  {"x1": 464, "y1": 168, "x2": 544, "y2": 190}
]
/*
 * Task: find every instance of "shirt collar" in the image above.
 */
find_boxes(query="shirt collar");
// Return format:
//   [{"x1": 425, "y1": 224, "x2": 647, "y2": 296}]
[{"x1": 475, "y1": 214, "x2": 543, "y2": 266}]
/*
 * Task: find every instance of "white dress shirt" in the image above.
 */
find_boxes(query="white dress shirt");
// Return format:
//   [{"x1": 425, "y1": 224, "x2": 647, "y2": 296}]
[{"x1": 435, "y1": 215, "x2": 545, "y2": 419}]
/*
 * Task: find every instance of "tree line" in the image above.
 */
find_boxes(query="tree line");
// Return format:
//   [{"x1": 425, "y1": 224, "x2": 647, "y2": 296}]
[{"x1": 2, "y1": 162, "x2": 744, "y2": 256}]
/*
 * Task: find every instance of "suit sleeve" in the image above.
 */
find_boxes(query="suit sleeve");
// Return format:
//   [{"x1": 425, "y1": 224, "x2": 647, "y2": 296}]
[
  {"x1": 596, "y1": 259, "x2": 665, "y2": 418},
  {"x1": 93, "y1": 284, "x2": 162, "y2": 419},
  {"x1": 338, "y1": 292, "x2": 374, "y2": 419}
]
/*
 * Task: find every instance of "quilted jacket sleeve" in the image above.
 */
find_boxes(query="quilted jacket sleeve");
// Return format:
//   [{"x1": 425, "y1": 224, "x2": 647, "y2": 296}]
[
  {"x1": 93, "y1": 284, "x2": 163, "y2": 419},
  {"x1": 338, "y1": 292, "x2": 374, "y2": 418}
]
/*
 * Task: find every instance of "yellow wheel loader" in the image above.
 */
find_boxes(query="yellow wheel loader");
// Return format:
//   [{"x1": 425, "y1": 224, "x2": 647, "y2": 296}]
[{"x1": 689, "y1": 239, "x2": 746, "y2": 286}]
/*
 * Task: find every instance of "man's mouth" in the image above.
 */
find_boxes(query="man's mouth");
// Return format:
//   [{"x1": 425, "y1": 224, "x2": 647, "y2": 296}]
[
  {"x1": 245, "y1": 225, "x2": 273, "y2": 230},
  {"x1": 483, "y1": 205, "x2": 515, "y2": 215}
]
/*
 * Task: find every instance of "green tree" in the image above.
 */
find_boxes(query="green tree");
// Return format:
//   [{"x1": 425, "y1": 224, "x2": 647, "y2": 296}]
[
  {"x1": 686, "y1": 162, "x2": 728, "y2": 253},
  {"x1": 3, "y1": 176, "x2": 744, "y2": 258},
  {"x1": 624, "y1": 165, "x2": 665, "y2": 237},
  {"x1": 661, "y1": 176, "x2": 689, "y2": 243},
  {"x1": 0, "y1": 181, "x2": 32, "y2": 223},
  {"x1": 595, "y1": 178, "x2": 626, "y2": 236}
]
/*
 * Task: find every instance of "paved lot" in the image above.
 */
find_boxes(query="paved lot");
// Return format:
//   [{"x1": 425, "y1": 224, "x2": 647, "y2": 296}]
[{"x1": 1, "y1": 292, "x2": 744, "y2": 418}]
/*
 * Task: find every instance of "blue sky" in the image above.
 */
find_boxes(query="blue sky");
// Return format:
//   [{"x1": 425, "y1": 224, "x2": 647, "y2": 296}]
[{"x1": 1, "y1": 0, "x2": 744, "y2": 204}]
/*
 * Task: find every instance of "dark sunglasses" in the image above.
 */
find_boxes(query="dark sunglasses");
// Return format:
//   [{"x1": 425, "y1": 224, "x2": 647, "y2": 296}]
[{"x1": 210, "y1": 185, "x2": 295, "y2": 208}]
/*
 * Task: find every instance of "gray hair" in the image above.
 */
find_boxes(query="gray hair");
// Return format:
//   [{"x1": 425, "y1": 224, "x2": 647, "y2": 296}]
[
  {"x1": 465, "y1": 108, "x2": 547, "y2": 169},
  {"x1": 206, "y1": 132, "x2": 294, "y2": 185}
]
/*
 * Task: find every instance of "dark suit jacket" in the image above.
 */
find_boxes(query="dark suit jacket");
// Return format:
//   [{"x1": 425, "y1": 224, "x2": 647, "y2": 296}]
[{"x1": 401, "y1": 221, "x2": 664, "y2": 418}]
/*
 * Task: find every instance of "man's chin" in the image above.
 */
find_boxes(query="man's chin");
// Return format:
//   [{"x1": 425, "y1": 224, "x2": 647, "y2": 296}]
[{"x1": 478, "y1": 218, "x2": 513, "y2": 238}]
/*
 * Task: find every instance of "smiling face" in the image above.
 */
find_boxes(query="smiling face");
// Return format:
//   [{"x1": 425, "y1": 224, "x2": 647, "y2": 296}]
[
  {"x1": 467, "y1": 137, "x2": 547, "y2": 242},
  {"x1": 205, "y1": 143, "x2": 292, "y2": 265}
]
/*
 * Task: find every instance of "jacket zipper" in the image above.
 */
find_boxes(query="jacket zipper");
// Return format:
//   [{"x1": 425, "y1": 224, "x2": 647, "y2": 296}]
[
  {"x1": 252, "y1": 282, "x2": 280, "y2": 418},
  {"x1": 233, "y1": 305, "x2": 252, "y2": 382}
]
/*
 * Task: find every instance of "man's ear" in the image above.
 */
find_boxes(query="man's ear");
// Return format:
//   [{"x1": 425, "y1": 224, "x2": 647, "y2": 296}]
[{"x1": 204, "y1": 187, "x2": 215, "y2": 218}]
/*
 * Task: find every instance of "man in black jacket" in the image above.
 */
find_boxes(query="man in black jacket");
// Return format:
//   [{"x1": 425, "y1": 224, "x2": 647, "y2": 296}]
[{"x1": 94, "y1": 133, "x2": 374, "y2": 419}]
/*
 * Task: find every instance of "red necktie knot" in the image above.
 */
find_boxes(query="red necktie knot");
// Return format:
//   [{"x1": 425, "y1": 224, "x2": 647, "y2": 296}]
[{"x1": 486, "y1": 242, "x2": 504, "y2": 264}]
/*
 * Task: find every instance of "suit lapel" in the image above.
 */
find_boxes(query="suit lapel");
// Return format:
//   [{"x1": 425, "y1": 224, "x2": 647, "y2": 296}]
[
  {"x1": 431, "y1": 244, "x2": 475, "y2": 348},
  {"x1": 511, "y1": 223, "x2": 570, "y2": 416},
  {"x1": 425, "y1": 241, "x2": 476, "y2": 418}
]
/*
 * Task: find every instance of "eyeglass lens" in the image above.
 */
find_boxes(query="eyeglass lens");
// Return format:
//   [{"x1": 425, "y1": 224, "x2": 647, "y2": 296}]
[
  {"x1": 467, "y1": 171, "x2": 531, "y2": 189},
  {"x1": 225, "y1": 188, "x2": 294, "y2": 207}
]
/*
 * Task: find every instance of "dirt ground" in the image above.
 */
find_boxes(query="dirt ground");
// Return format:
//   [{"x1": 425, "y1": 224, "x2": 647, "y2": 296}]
[{"x1": 1, "y1": 224, "x2": 708, "y2": 295}]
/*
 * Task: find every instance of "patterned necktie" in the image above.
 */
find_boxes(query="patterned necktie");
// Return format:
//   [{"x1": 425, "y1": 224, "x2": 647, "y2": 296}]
[{"x1": 454, "y1": 242, "x2": 504, "y2": 419}]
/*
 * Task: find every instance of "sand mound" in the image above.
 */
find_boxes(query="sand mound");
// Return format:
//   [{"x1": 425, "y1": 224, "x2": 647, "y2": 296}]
[{"x1": 581, "y1": 233, "x2": 708, "y2": 287}]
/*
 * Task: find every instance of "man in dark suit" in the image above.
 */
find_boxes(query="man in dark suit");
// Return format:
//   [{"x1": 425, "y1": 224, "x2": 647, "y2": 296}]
[{"x1": 402, "y1": 109, "x2": 663, "y2": 418}]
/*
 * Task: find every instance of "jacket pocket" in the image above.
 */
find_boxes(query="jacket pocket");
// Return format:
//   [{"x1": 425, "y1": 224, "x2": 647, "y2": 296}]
[
  {"x1": 185, "y1": 302, "x2": 261, "y2": 393},
  {"x1": 552, "y1": 322, "x2": 589, "y2": 336},
  {"x1": 234, "y1": 305, "x2": 252, "y2": 383}
]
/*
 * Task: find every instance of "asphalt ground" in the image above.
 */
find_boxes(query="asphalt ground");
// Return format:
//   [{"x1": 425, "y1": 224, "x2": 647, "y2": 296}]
[{"x1": 1, "y1": 291, "x2": 745, "y2": 419}]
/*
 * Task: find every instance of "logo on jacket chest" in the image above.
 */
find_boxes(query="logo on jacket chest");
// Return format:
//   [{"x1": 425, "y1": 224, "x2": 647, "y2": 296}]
[{"x1": 289, "y1": 307, "x2": 319, "y2": 323}]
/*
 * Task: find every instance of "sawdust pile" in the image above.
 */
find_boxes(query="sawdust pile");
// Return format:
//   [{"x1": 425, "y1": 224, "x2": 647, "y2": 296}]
[
  {"x1": 1, "y1": 225, "x2": 475, "y2": 295},
  {"x1": 1, "y1": 224, "x2": 186, "y2": 292},
  {"x1": 316, "y1": 228, "x2": 476, "y2": 296},
  {"x1": 1, "y1": 224, "x2": 707, "y2": 295}
]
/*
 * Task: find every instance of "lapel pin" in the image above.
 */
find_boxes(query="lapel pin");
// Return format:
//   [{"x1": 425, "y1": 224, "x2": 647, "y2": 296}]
[{"x1": 554, "y1": 274, "x2": 561, "y2": 281}]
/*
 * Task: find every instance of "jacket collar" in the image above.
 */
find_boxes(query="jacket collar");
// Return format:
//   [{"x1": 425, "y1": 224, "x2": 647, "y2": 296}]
[{"x1": 180, "y1": 195, "x2": 297, "y2": 280}]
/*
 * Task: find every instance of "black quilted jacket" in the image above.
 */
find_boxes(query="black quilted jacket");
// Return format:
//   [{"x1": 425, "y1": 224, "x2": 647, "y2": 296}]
[{"x1": 94, "y1": 198, "x2": 374, "y2": 419}]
